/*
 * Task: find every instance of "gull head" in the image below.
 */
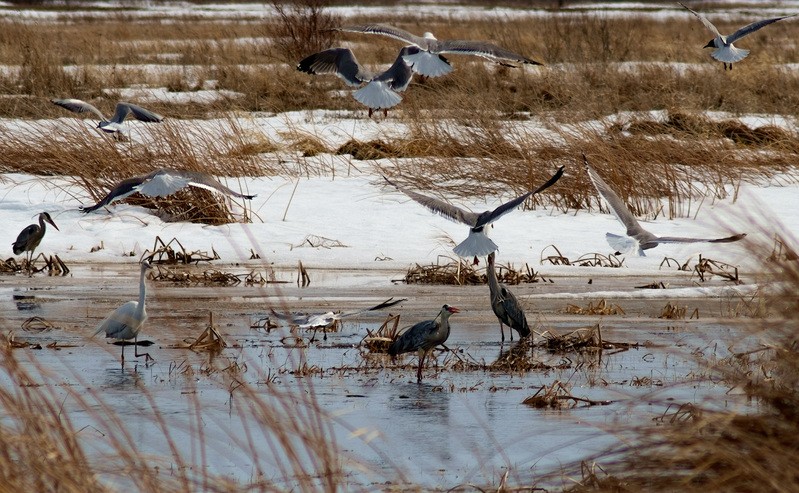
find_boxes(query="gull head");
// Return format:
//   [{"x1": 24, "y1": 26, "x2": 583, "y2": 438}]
[
  {"x1": 423, "y1": 32, "x2": 437, "y2": 40},
  {"x1": 703, "y1": 38, "x2": 719, "y2": 49}
]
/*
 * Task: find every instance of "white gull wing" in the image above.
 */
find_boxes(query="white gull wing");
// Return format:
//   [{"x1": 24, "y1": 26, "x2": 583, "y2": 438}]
[
  {"x1": 336, "y1": 24, "x2": 429, "y2": 49},
  {"x1": 51, "y1": 98, "x2": 107, "y2": 120},
  {"x1": 726, "y1": 15, "x2": 796, "y2": 44},
  {"x1": 271, "y1": 298, "x2": 406, "y2": 329},
  {"x1": 382, "y1": 176, "x2": 481, "y2": 226},
  {"x1": 109, "y1": 102, "x2": 164, "y2": 124},
  {"x1": 433, "y1": 39, "x2": 541, "y2": 66},
  {"x1": 582, "y1": 155, "x2": 658, "y2": 247},
  {"x1": 680, "y1": 3, "x2": 721, "y2": 37},
  {"x1": 297, "y1": 47, "x2": 371, "y2": 87}
]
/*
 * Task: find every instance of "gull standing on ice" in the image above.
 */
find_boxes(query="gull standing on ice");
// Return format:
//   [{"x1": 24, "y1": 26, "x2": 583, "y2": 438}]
[
  {"x1": 680, "y1": 3, "x2": 795, "y2": 70},
  {"x1": 297, "y1": 46, "x2": 414, "y2": 117},
  {"x1": 335, "y1": 24, "x2": 542, "y2": 78},
  {"x1": 51, "y1": 98, "x2": 164, "y2": 133},
  {"x1": 582, "y1": 155, "x2": 746, "y2": 256},
  {"x1": 383, "y1": 166, "x2": 564, "y2": 264},
  {"x1": 80, "y1": 168, "x2": 256, "y2": 213}
]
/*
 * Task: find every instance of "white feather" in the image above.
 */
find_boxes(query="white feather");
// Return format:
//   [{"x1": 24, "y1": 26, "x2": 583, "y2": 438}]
[
  {"x1": 402, "y1": 51, "x2": 453, "y2": 77},
  {"x1": 606, "y1": 233, "x2": 644, "y2": 256},
  {"x1": 453, "y1": 230, "x2": 498, "y2": 258},
  {"x1": 352, "y1": 80, "x2": 402, "y2": 109},
  {"x1": 711, "y1": 45, "x2": 750, "y2": 63}
]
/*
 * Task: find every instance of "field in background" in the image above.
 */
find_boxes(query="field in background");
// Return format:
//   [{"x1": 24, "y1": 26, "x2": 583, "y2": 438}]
[{"x1": 0, "y1": 1, "x2": 798, "y2": 491}]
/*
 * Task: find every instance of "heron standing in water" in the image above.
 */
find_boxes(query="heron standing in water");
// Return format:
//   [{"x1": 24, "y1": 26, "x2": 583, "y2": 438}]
[
  {"x1": 487, "y1": 252, "x2": 530, "y2": 343},
  {"x1": 388, "y1": 304, "x2": 459, "y2": 383},
  {"x1": 12, "y1": 212, "x2": 59, "y2": 275}
]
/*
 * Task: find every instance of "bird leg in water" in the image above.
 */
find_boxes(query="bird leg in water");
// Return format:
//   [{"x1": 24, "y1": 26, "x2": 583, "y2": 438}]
[
  {"x1": 417, "y1": 349, "x2": 426, "y2": 383},
  {"x1": 135, "y1": 338, "x2": 154, "y2": 363}
]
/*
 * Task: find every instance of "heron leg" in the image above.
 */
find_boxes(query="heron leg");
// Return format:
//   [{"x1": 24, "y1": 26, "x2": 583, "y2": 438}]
[
  {"x1": 134, "y1": 336, "x2": 154, "y2": 363},
  {"x1": 500, "y1": 323, "x2": 505, "y2": 343},
  {"x1": 417, "y1": 349, "x2": 426, "y2": 383}
]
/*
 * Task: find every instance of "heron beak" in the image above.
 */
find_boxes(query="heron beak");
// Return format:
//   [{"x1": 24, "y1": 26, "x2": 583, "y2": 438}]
[
  {"x1": 447, "y1": 306, "x2": 461, "y2": 314},
  {"x1": 48, "y1": 219, "x2": 60, "y2": 231}
]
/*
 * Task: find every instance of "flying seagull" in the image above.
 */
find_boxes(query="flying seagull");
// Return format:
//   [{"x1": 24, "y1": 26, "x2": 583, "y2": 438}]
[
  {"x1": 582, "y1": 155, "x2": 746, "y2": 256},
  {"x1": 298, "y1": 46, "x2": 414, "y2": 117},
  {"x1": 383, "y1": 166, "x2": 564, "y2": 263},
  {"x1": 680, "y1": 3, "x2": 796, "y2": 70},
  {"x1": 335, "y1": 23, "x2": 542, "y2": 78},
  {"x1": 51, "y1": 99, "x2": 164, "y2": 133},
  {"x1": 80, "y1": 168, "x2": 256, "y2": 213}
]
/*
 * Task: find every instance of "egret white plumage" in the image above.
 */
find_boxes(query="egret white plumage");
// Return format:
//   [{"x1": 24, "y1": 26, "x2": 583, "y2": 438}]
[
  {"x1": 487, "y1": 252, "x2": 530, "y2": 343},
  {"x1": 680, "y1": 3, "x2": 795, "y2": 70},
  {"x1": 80, "y1": 168, "x2": 256, "y2": 213},
  {"x1": 583, "y1": 155, "x2": 746, "y2": 256},
  {"x1": 335, "y1": 24, "x2": 542, "y2": 78},
  {"x1": 12, "y1": 212, "x2": 59, "y2": 275},
  {"x1": 93, "y1": 261, "x2": 154, "y2": 364},
  {"x1": 388, "y1": 304, "x2": 459, "y2": 383},
  {"x1": 297, "y1": 46, "x2": 414, "y2": 117},
  {"x1": 51, "y1": 98, "x2": 164, "y2": 133},
  {"x1": 383, "y1": 166, "x2": 564, "y2": 264}
]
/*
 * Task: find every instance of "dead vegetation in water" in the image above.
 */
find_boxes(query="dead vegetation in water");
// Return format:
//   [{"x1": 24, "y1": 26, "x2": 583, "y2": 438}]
[
  {"x1": 2, "y1": 254, "x2": 70, "y2": 277},
  {"x1": 538, "y1": 324, "x2": 639, "y2": 353},
  {"x1": 523, "y1": 381, "x2": 612, "y2": 409},
  {"x1": 564, "y1": 299, "x2": 625, "y2": 316},
  {"x1": 403, "y1": 256, "x2": 541, "y2": 285},
  {"x1": 150, "y1": 265, "x2": 242, "y2": 287},
  {"x1": 540, "y1": 245, "x2": 624, "y2": 268},
  {"x1": 141, "y1": 236, "x2": 219, "y2": 265},
  {"x1": 658, "y1": 302, "x2": 699, "y2": 320},
  {"x1": 660, "y1": 254, "x2": 742, "y2": 284},
  {"x1": 361, "y1": 313, "x2": 401, "y2": 354}
]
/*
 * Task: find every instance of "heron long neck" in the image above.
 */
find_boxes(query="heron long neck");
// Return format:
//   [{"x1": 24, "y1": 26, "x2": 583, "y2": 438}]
[
  {"x1": 38, "y1": 215, "x2": 47, "y2": 234},
  {"x1": 137, "y1": 266, "x2": 148, "y2": 314},
  {"x1": 486, "y1": 255, "x2": 499, "y2": 293}
]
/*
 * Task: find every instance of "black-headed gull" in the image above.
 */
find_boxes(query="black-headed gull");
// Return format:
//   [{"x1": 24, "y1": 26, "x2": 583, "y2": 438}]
[
  {"x1": 680, "y1": 3, "x2": 796, "y2": 70},
  {"x1": 297, "y1": 46, "x2": 414, "y2": 117},
  {"x1": 336, "y1": 23, "x2": 542, "y2": 78},
  {"x1": 51, "y1": 99, "x2": 164, "y2": 133},
  {"x1": 583, "y1": 155, "x2": 746, "y2": 256},
  {"x1": 80, "y1": 168, "x2": 256, "y2": 213},
  {"x1": 383, "y1": 166, "x2": 564, "y2": 264}
]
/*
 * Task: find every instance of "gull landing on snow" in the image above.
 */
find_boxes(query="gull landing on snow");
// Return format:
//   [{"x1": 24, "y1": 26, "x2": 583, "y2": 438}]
[
  {"x1": 297, "y1": 46, "x2": 414, "y2": 118},
  {"x1": 383, "y1": 166, "x2": 564, "y2": 264},
  {"x1": 680, "y1": 3, "x2": 796, "y2": 71},
  {"x1": 582, "y1": 155, "x2": 746, "y2": 256},
  {"x1": 335, "y1": 24, "x2": 542, "y2": 79},
  {"x1": 51, "y1": 98, "x2": 164, "y2": 134}
]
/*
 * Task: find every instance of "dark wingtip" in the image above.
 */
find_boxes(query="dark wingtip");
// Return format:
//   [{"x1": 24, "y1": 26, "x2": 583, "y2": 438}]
[{"x1": 244, "y1": 194, "x2": 257, "y2": 200}]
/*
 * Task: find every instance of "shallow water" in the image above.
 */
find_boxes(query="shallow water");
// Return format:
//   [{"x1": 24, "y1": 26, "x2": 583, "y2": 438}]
[{"x1": 0, "y1": 263, "x2": 758, "y2": 488}]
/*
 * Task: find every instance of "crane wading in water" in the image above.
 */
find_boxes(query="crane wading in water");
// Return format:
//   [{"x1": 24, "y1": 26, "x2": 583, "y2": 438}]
[
  {"x1": 93, "y1": 261, "x2": 154, "y2": 365},
  {"x1": 12, "y1": 212, "x2": 59, "y2": 275},
  {"x1": 388, "y1": 304, "x2": 460, "y2": 383},
  {"x1": 487, "y1": 252, "x2": 530, "y2": 342}
]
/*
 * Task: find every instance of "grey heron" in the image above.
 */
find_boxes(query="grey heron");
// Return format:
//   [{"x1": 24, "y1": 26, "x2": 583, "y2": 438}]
[
  {"x1": 335, "y1": 24, "x2": 542, "y2": 78},
  {"x1": 583, "y1": 155, "x2": 746, "y2": 256},
  {"x1": 51, "y1": 98, "x2": 164, "y2": 133},
  {"x1": 93, "y1": 261, "x2": 154, "y2": 364},
  {"x1": 487, "y1": 252, "x2": 530, "y2": 343},
  {"x1": 80, "y1": 168, "x2": 256, "y2": 213},
  {"x1": 383, "y1": 166, "x2": 564, "y2": 264},
  {"x1": 388, "y1": 304, "x2": 459, "y2": 383},
  {"x1": 12, "y1": 212, "x2": 59, "y2": 275},
  {"x1": 298, "y1": 46, "x2": 415, "y2": 117},
  {"x1": 679, "y1": 3, "x2": 795, "y2": 70}
]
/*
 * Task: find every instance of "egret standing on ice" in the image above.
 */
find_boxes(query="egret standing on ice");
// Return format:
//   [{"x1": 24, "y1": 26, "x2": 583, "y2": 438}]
[
  {"x1": 486, "y1": 252, "x2": 530, "y2": 343},
  {"x1": 297, "y1": 46, "x2": 414, "y2": 117},
  {"x1": 383, "y1": 166, "x2": 564, "y2": 264},
  {"x1": 51, "y1": 98, "x2": 164, "y2": 134},
  {"x1": 12, "y1": 212, "x2": 59, "y2": 275},
  {"x1": 93, "y1": 261, "x2": 155, "y2": 365},
  {"x1": 388, "y1": 304, "x2": 459, "y2": 383},
  {"x1": 680, "y1": 3, "x2": 795, "y2": 70}
]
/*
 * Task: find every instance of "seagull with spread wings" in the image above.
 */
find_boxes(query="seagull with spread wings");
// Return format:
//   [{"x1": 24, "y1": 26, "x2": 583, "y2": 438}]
[
  {"x1": 583, "y1": 155, "x2": 745, "y2": 256},
  {"x1": 383, "y1": 167, "x2": 564, "y2": 264},
  {"x1": 80, "y1": 168, "x2": 255, "y2": 213},
  {"x1": 680, "y1": 3, "x2": 796, "y2": 70},
  {"x1": 335, "y1": 24, "x2": 542, "y2": 78},
  {"x1": 51, "y1": 99, "x2": 164, "y2": 133}
]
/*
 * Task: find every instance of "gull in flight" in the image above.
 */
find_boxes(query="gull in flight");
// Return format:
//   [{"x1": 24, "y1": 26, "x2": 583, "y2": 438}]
[
  {"x1": 383, "y1": 166, "x2": 564, "y2": 263},
  {"x1": 680, "y1": 3, "x2": 796, "y2": 70},
  {"x1": 335, "y1": 23, "x2": 542, "y2": 78},
  {"x1": 80, "y1": 168, "x2": 256, "y2": 213},
  {"x1": 297, "y1": 46, "x2": 414, "y2": 117},
  {"x1": 583, "y1": 155, "x2": 746, "y2": 256},
  {"x1": 51, "y1": 98, "x2": 164, "y2": 133}
]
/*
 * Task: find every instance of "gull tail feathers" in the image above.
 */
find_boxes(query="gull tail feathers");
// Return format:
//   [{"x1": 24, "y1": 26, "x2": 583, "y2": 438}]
[
  {"x1": 403, "y1": 51, "x2": 453, "y2": 77},
  {"x1": 606, "y1": 233, "x2": 644, "y2": 256},
  {"x1": 453, "y1": 231, "x2": 498, "y2": 259},
  {"x1": 712, "y1": 46, "x2": 749, "y2": 63},
  {"x1": 353, "y1": 81, "x2": 402, "y2": 110}
]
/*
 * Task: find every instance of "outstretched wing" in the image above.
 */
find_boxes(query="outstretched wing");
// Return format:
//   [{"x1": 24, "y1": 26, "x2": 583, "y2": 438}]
[
  {"x1": 339, "y1": 297, "x2": 407, "y2": 318},
  {"x1": 435, "y1": 40, "x2": 542, "y2": 66},
  {"x1": 51, "y1": 98, "x2": 106, "y2": 120},
  {"x1": 656, "y1": 233, "x2": 747, "y2": 244},
  {"x1": 297, "y1": 47, "x2": 371, "y2": 86},
  {"x1": 79, "y1": 174, "x2": 152, "y2": 213},
  {"x1": 476, "y1": 165, "x2": 564, "y2": 228},
  {"x1": 110, "y1": 102, "x2": 164, "y2": 124},
  {"x1": 680, "y1": 3, "x2": 721, "y2": 37},
  {"x1": 170, "y1": 170, "x2": 256, "y2": 200},
  {"x1": 383, "y1": 175, "x2": 481, "y2": 226},
  {"x1": 336, "y1": 24, "x2": 428, "y2": 48},
  {"x1": 727, "y1": 15, "x2": 795, "y2": 44}
]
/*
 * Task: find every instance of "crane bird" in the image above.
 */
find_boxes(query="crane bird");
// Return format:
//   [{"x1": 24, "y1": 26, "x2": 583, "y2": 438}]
[
  {"x1": 679, "y1": 3, "x2": 795, "y2": 70},
  {"x1": 298, "y1": 46, "x2": 414, "y2": 117},
  {"x1": 383, "y1": 166, "x2": 564, "y2": 264},
  {"x1": 270, "y1": 297, "x2": 407, "y2": 342},
  {"x1": 388, "y1": 304, "x2": 459, "y2": 383},
  {"x1": 93, "y1": 261, "x2": 154, "y2": 364},
  {"x1": 583, "y1": 155, "x2": 746, "y2": 256},
  {"x1": 486, "y1": 252, "x2": 530, "y2": 343},
  {"x1": 80, "y1": 168, "x2": 256, "y2": 213},
  {"x1": 335, "y1": 24, "x2": 542, "y2": 79},
  {"x1": 51, "y1": 98, "x2": 164, "y2": 133},
  {"x1": 13, "y1": 212, "x2": 59, "y2": 275}
]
